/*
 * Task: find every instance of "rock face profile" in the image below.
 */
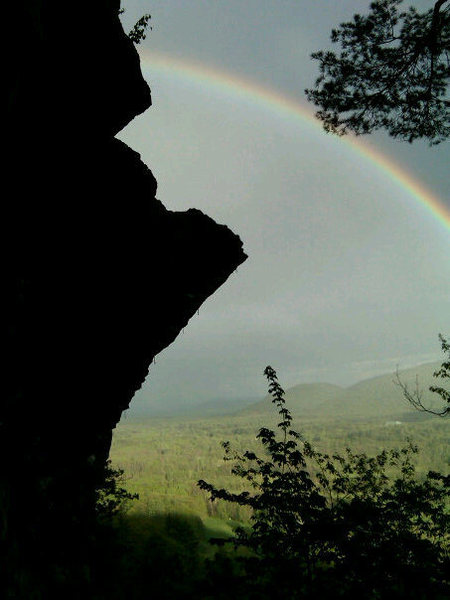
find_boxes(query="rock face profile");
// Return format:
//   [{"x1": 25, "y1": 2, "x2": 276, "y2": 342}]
[{"x1": 3, "y1": 1, "x2": 246, "y2": 596}]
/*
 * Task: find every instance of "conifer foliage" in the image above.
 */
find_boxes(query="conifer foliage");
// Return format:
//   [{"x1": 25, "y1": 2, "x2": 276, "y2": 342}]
[{"x1": 305, "y1": 0, "x2": 450, "y2": 144}]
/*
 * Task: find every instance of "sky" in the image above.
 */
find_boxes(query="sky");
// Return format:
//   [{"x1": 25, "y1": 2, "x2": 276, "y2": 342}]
[{"x1": 117, "y1": 1, "x2": 450, "y2": 413}]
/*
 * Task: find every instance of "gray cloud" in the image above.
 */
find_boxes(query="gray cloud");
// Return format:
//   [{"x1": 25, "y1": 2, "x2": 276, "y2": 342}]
[{"x1": 120, "y1": 1, "x2": 449, "y2": 413}]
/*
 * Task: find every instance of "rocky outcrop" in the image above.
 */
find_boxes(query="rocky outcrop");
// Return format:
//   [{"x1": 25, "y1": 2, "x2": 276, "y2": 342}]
[{"x1": 3, "y1": 1, "x2": 246, "y2": 597}]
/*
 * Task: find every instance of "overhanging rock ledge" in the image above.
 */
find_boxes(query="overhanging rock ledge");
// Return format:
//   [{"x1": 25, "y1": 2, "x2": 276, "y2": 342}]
[{"x1": 3, "y1": 1, "x2": 246, "y2": 596}]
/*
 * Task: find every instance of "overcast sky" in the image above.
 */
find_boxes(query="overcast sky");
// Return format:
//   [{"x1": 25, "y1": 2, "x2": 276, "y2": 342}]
[{"x1": 117, "y1": 1, "x2": 449, "y2": 412}]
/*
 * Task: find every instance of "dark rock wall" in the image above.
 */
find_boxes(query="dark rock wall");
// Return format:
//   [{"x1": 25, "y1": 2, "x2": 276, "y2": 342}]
[{"x1": 3, "y1": 1, "x2": 246, "y2": 597}]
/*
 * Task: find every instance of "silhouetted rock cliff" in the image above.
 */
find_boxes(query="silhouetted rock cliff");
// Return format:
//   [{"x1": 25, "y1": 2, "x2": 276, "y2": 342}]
[{"x1": 3, "y1": 1, "x2": 246, "y2": 597}]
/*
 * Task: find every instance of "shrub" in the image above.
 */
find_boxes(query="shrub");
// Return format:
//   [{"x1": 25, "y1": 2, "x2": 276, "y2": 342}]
[{"x1": 199, "y1": 366, "x2": 450, "y2": 599}]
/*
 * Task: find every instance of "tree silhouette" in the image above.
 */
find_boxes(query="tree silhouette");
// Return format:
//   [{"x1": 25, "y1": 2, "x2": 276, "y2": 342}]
[
  {"x1": 395, "y1": 334, "x2": 450, "y2": 416},
  {"x1": 95, "y1": 459, "x2": 139, "y2": 521},
  {"x1": 305, "y1": 0, "x2": 450, "y2": 144},
  {"x1": 199, "y1": 366, "x2": 450, "y2": 599}
]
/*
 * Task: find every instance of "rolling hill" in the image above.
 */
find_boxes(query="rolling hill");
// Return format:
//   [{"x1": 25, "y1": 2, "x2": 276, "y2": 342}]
[
  {"x1": 239, "y1": 382, "x2": 343, "y2": 417},
  {"x1": 240, "y1": 362, "x2": 443, "y2": 421}
]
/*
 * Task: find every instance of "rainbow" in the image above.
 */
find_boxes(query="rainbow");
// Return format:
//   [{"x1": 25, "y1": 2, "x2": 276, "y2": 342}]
[{"x1": 140, "y1": 51, "x2": 450, "y2": 233}]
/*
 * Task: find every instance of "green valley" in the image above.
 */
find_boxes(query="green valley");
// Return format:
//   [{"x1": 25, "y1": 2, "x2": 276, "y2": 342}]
[{"x1": 110, "y1": 362, "x2": 449, "y2": 522}]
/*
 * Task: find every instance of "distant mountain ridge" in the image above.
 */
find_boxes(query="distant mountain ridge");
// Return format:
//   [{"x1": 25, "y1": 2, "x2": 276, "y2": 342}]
[
  {"x1": 240, "y1": 382, "x2": 343, "y2": 417},
  {"x1": 240, "y1": 362, "x2": 443, "y2": 421},
  {"x1": 127, "y1": 361, "x2": 443, "y2": 420},
  {"x1": 126, "y1": 395, "x2": 260, "y2": 419}
]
